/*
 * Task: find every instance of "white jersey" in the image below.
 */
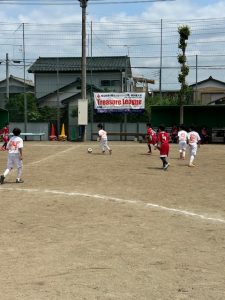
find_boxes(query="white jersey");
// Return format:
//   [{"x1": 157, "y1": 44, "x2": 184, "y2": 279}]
[
  {"x1": 188, "y1": 131, "x2": 201, "y2": 145},
  {"x1": 98, "y1": 129, "x2": 107, "y2": 140},
  {"x1": 178, "y1": 130, "x2": 188, "y2": 142},
  {"x1": 7, "y1": 136, "x2": 23, "y2": 154}
]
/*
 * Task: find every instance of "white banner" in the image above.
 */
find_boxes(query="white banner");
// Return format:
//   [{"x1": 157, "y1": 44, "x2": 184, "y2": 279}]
[{"x1": 94, "y1": 92, "x2": 145, "y2": 113}]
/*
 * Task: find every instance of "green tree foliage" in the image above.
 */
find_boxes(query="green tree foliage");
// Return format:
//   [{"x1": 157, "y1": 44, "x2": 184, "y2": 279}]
[
  {"x1": 178, "y1": 25, "x2": 191, "y2": 123},
  {"x1": 5, "y1": 94, "x2": 58, "y2": 122}
]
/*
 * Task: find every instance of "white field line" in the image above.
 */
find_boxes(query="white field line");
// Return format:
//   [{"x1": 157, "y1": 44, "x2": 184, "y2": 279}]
[
  {"x1": 0, "y1": 187, "x2": 225, "y2": 224},
  {"x1": 27, "y1": 145, "x2": 82, "y2": 166}
]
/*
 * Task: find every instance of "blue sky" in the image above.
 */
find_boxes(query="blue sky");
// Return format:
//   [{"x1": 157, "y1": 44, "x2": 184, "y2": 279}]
[
  {"x1": 0, "y1": 0, "x2": 225, "y2": 23},
  {"x1": 1, "y1": 0, "x2": 225, "y2": 89}
]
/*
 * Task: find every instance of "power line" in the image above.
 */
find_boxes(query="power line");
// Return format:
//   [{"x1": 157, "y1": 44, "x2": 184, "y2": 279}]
[{"x1": 0, "y1": 0, "x2": 175, "y2": 4}]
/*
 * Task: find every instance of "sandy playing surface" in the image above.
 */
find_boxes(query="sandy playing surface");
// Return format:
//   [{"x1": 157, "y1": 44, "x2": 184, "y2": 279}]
[{"x1": 0, "y1": 141, "x2": 225, "y2": 299}]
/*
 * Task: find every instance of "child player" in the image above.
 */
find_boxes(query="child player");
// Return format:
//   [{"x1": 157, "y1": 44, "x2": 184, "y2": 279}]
[
  {"x1": 156, "y1": 125, "x2": 170, "y2": 170},
  {"x1": 97, "y1": 123, "x2": 112, "y2": 155},
  {"x1": 178, "y1": 124, "x2": 188, "y2": 159},
  {"x1": 187, "y1": 125, "x2": 201, "y2": 167},
  {"x1": 1, "y1": 123, "x2": 9, "y2": 151},
  {"x1": 145, "y1": 123, "x2": 157, "y2": 154},
  {"x1": 0, "y1": 127, "x2": 24, "y2": 184}
]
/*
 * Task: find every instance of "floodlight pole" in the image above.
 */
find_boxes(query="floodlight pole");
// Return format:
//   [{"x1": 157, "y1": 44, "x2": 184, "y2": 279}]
[{"x1": 79, "y1": 0, "x2": 88, "y2": 141}]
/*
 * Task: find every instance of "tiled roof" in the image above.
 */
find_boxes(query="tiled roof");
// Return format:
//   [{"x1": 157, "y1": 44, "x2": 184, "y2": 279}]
[
  {"x1": 189, "y1": 76, "x2": 225, "y2": 87},
  {"x1": 0, "y1": 75, "x2": 34, "y2": 86},
  {"x1": 28, "y1": 56, "x2": 132, "y2": 76}
]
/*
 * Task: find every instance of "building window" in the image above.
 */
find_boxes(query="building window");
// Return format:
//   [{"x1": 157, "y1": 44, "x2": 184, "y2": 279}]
[
  {"x1": 111, "y1": 80, "x2": 120, "y2": 86},
  {"x1": 101, "y1": 80, "x2": 110, "y2": 86},
  {"x1": 101, "y1": 80, "x2": 121, "y2": 87}
]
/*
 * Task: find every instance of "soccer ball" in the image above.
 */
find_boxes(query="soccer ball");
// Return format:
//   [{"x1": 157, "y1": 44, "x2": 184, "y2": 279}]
[{"x1": 87, "y1": 147, "x2": 93, "y2": 153}]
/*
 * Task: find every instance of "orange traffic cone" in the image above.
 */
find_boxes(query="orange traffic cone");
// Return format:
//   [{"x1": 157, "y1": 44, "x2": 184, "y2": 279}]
[
  {"x1": 58, "y1": 123, "x2": 67, "y2": 141},
  {"x1": 49, "y1": 124, "x2": 57, "y2": 141}
]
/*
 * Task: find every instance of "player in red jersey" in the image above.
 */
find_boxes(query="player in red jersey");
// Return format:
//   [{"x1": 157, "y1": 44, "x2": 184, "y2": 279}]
[
  {"x1": 156, "y1": 125, "x2": 170, "y2": 170},
  {"x1": 145, "y1": 123, "x2": 157, "y2": 154},
  {"x1": 1, "y1": 123, "x2": 9, "y2": 151}
]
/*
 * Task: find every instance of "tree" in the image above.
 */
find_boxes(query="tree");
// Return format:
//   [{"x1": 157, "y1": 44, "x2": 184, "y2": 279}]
[
  {"x1": 5, "y1": 94, "x2": 58, "y2": 122},
  {"x1": 178, "y1": 25, "x2": 191, "y2": 124}
]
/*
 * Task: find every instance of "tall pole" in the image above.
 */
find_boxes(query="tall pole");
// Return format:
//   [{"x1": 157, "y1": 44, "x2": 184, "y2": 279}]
[
  {"x1": 80, "y1": 0, "x2": 87, "y2": 101},
  {"x1": 23, "y1": 23, "x2": 27, "y2": 135},
  {"x1": 195, "y1": 54, "x2": 198, "y2": 104},
  {"x1": 79, "y1": 0, "x2": 88, "y2": 141},
  {"x1": 159, "y1": 18, "x2": 162, "y2": 101},
  {"x1": 56, "y1": 57, "x2": 60, "y2": 135},
  {"x1": 6, "y1": 53, "x2": 9, "y2": 99},
  {"x1": 90, "y1": 21, "x2": 93, "y2": 140}
]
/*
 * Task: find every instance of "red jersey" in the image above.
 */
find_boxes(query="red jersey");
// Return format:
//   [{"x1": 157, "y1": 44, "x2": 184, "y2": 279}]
[
  {"x1": 3, "y1": 126, "x2": 9, "y2": 135},
  {"x1": 147, "y1": 127, "x2": 157, "y2": 145},
  {"x1": 147, "y1": 127, "x2": 156, "y2": 137},
  {"x1": 157, "y1": 131, "x2": 170, "y2": 144},
  {"x1": 157, "y1": 131, "x2": 170, "y2": 157}
]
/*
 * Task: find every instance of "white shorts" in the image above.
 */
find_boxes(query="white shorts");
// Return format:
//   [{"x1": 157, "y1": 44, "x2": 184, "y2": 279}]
[
  {"x1": 179, "y1": 141, "x2": 187, "y2": 151},
  {"x1": 7, "y1": 153, "x2": 23, "y2": 169},
  {"x1": 100, "y1": 138, "x2": 110, "y2": 151},
  {"x1": 189, "y1": 143, "x2": 198, "y2": 156}
]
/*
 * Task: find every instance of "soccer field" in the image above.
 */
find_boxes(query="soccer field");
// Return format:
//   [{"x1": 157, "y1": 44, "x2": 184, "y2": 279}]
[{"x1": 0, "y1": 141, "x2": 225, "y2": 300}]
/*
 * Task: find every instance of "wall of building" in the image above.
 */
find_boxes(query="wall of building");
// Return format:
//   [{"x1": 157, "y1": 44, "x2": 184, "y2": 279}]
[
  {"x1": 9, "y1": 122, "x2": 49, "y2": 140},
  {"x1": 35, "y1": 71, "x2": 125, "y2": 100}
]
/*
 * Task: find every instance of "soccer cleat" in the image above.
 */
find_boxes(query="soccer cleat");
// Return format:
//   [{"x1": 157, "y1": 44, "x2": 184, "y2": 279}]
[
  {"x1": 163, "y1": 163, "x2": 170, "y2": 170},
  {"x1": 16, "y1": 179, "x2": 24, "y2": 183},
  {"x1": 188, "y1": 163, "x2": 195, "y2": 167},
  {"x1": 0, "y1": 175, "x2": 5, "y2": 184}
]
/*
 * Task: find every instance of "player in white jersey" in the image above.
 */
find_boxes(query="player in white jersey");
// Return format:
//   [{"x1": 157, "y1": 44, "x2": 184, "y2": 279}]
[
  {"x1": 178, "y1": 124, "x2": 188, "y2": 159},
  {"x1": 97, "y1": 123, "x2": 112, "y2": 155},
  {"x1": 0, "y1": 128, "x2": 24, "y2": 184},
  {"x1": 187, "y1": 126, "x2": 201, "y2": 167}
]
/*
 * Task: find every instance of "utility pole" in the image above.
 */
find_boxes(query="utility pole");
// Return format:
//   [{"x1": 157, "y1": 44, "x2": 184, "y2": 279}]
[
  {"x1": 6, "y1": 53, "x2": 9, "y2": 99},
  {"x1": 79, "y1": 0, "x2": 88, "y2": 141},
  {"x1": 56, "y1": 57, "x2": 60, "y2": 135},
  {"x1": 80, "y1": 0, "x2": 87, "y2": 101},
  {"x1": 159, "y1": 18, "x2": 162, "y2": 101},
  {"x1": 23, "y1": 23, "x2": 28, "y2": 136},
  {"x1": 195, "y1": 54, "x2": 198, "y2": 104}
]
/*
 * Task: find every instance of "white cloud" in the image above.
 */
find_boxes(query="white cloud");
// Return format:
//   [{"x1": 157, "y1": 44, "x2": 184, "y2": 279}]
[
  {"x1": 1, "y1": 0, "x2": 225, "y2": 87},
  {"x1": 141, "y1": 0, "x2": 225, "y2": 20}
]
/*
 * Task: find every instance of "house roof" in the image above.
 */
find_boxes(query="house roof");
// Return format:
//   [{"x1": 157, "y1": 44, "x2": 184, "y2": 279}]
[
  {"x1": 208, "y1": 96, "x2": 225, "y2": 105},
  {"x1": 189, "y1": 76, "x2": 225, "y2": 87},
  {"x1": 61, "y1": 85, "x2": 102, "y2": 105},
  {"x1": 0, "y1": 75, "x2": 34, "y2": 87},
  {"x1": 28, "y1": 56, "x2": 132, "y2": 77},
  {"x1": 38, "y1": 78, "x2": 102, "y2": 104},
  {"x1": 0, "y1": 108, "x2": 8, "y2": 112}
]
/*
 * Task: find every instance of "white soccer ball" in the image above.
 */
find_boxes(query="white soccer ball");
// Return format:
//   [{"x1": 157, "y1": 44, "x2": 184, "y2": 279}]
[{"x1": 87, "y1": 147, "x2": 93, "y2": 153}]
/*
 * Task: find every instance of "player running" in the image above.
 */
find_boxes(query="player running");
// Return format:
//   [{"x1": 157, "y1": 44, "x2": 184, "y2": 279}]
[
  {"x1": 0, "y1": 127, "x2": 24, "y2": 184},
  {"x1": 97, "y1": 123, "x2": 112, "y2": 155},
  {"x1": 1, "y1": 123, "x2": 9, "y2": 151},
  {"x1": 156, "y1": 125, "x2": 170, "y2": 170},
  {"x1": 145, "y1": 123, "x2": 157, "y2": 154},
  {"x1": 187, "y1": 126, "x2": 201, "y2": 167},
  {"x1": 178, "y1": 124, "x2": 188, "y2": 160}
]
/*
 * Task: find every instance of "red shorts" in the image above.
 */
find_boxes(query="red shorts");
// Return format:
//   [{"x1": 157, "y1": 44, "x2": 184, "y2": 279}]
[
  {"x1": 3, "y1": 136, "x2": 9, "y2": 143},
  {"x1": 151, "y1": 135, "x2": 157, "y2": 145},
  {"x1": 147, "y1": 135, "x2": 157, "y2": 145},
  {"x1": 160, "y1": 143, "x2": 169, "y2": 157}
]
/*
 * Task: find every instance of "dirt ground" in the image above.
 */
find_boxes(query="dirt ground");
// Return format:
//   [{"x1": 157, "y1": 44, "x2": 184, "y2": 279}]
[{"x1": 0, "y1": 141, "x2": 225, "y2": 300}]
